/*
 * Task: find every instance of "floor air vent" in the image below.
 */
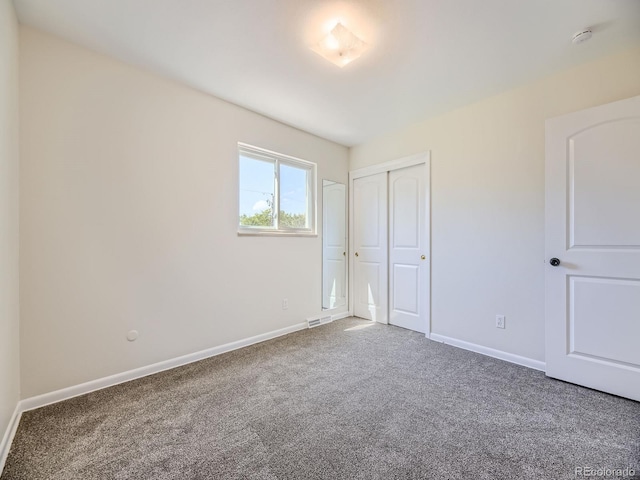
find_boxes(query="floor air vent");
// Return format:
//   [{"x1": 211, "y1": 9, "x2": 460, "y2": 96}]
[{"x1": 308, "y1": 315, "x2": 333, "y2": 329}]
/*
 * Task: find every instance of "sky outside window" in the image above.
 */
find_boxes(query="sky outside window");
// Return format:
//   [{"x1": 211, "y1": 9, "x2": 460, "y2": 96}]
[
  {"x1": 239, "y1": 155, "x2": 275, "y2": 221},
  {"x1": 239, "y1": 155, "x2": 308, "y2": 218},
  {"x1": 279, "y1": 163, "x2": 308, "y2": 227}
]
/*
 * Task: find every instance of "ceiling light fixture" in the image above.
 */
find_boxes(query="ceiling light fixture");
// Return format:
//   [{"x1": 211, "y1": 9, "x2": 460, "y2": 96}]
[{"x1": 311, "y1": 22, "x2": 368, "y2": 68}]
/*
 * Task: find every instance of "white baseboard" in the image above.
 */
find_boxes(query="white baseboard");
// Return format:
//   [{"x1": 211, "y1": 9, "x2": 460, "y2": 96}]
[
  {"x1": 331, "y1": 312, "x2": 351, "y2": 321},
  {"x1": 430, "y1": 333, "x2": 546, "y2": 371},
  {"x1": 20, "y1": 321, "x2": 307, "y2": 413},
  {"x1": 0, "y1": 403, "x2": 22, "y2": 474}
]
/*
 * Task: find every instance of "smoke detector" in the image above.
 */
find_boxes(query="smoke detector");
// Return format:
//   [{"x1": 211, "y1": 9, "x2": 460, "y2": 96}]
[{"x1": 572, "y1": 29, "x2": 592, "y2": 45}]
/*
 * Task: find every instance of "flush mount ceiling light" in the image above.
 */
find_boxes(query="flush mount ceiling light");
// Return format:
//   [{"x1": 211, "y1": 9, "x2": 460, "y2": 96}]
[{"x1": 311, "y1": 22, "x2": 368, "y2": 68}]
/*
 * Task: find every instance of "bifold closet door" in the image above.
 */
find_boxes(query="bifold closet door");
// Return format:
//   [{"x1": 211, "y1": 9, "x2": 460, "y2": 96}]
[
  {"x1": 353, "y1": 172, "x2": 388, "y2": 323},
  {"x1": 389, "y1": 164, "x2": 428, "y2": 333}
]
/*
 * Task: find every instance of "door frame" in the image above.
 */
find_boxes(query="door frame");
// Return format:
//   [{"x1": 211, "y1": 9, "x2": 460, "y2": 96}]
[{"x1": 348, "y1": 152, "x2": 432, "y2": 337}]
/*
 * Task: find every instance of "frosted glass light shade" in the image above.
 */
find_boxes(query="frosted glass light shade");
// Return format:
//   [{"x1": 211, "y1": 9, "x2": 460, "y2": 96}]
[{"x1": 311, "y1": 22, "x2": 368, "y2": 68}]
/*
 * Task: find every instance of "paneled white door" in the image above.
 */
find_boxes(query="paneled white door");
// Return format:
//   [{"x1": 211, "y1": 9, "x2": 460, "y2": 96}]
[
  {"x1": 353, "y1": 172, "x2": 388, "y2": 322},
  {"x1": 322, "y1": 182, "x2": 346, "y2": 309},
  {"x1": 389, "y1": 165, "x2": 428, "y2": 333},
  {"x1": 545, "y1": 95, "x2": 640, "y2": 401}
]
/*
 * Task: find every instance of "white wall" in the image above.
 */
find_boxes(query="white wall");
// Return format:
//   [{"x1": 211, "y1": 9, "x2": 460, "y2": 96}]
[
  {"x1": 0, "y1": 0, "x2": 20, "y2": 441},
  {"x1": 19, "y1": 27, "x2": 349, "y2": 398},
  {"x1": 350, "y1": 47, "x2": 640, "y2": 362}
]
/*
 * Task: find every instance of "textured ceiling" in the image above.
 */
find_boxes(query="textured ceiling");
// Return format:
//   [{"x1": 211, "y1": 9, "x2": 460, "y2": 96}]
[{"x1": 13, "y1": 0, "x2": 640, "y2": 146}]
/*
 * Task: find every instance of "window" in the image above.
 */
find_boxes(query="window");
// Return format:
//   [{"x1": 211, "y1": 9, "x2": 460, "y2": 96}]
[{"x1": 238, "y1": 143, "x2": 316, "y2": 235}]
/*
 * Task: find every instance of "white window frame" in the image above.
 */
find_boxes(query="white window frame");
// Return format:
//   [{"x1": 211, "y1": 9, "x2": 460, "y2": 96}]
[{"x1": 238, "y1": 143, "x2": 317, "y2": 236}]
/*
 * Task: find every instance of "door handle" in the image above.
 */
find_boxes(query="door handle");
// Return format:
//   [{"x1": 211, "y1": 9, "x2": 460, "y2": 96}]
[
  {"x1": 421, "y1": 255, "x2": 426, "y2": 260},
  {"x1": 549, "y1": 258, "x2": 561, "y2": 267},
  {"x1": 355, "y1": 252, "x2": 359, "y2": 257}
]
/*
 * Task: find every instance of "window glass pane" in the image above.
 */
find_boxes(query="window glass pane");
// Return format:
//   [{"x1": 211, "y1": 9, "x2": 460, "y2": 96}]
[
  {"x1": 239, "y1": 155, "x2": 275, "y2": 228},
  {"x1": 279, "y1": 163, "x2": 309, "y2": 229}
]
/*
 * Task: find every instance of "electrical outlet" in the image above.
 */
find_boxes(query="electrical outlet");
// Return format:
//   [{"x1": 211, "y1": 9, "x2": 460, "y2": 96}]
[
  {"x1": 496, "y1": 315, "x2": 505, "y2": 329},
  {"x1": 282, "y1": 298, "x2": 289, "y2": 310}
]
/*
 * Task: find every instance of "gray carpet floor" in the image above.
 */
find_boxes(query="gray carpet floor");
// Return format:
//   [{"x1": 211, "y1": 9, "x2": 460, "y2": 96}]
[{"x1": 2, "y1": 317, "x2": 639, "y2": 479}]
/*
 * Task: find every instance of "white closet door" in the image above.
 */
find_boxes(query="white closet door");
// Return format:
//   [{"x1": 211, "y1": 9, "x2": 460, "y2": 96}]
[
  {"x1": 545, "y1": 95, "x2": 640, "y2": 401},
  {"x1": 389, "y1": 164, "x2": 428, "y2": 333},
  {"x1": 322, "y1": 182, "x2": 346, "y2": 309},
  {"x1": 353, "y1": 172, "x2": 388, "y2": 323}
]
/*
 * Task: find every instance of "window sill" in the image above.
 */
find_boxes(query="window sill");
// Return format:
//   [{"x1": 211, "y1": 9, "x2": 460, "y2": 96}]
[{"x1": 237, "y1": 229, "x2": 317, "y2": 237}]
